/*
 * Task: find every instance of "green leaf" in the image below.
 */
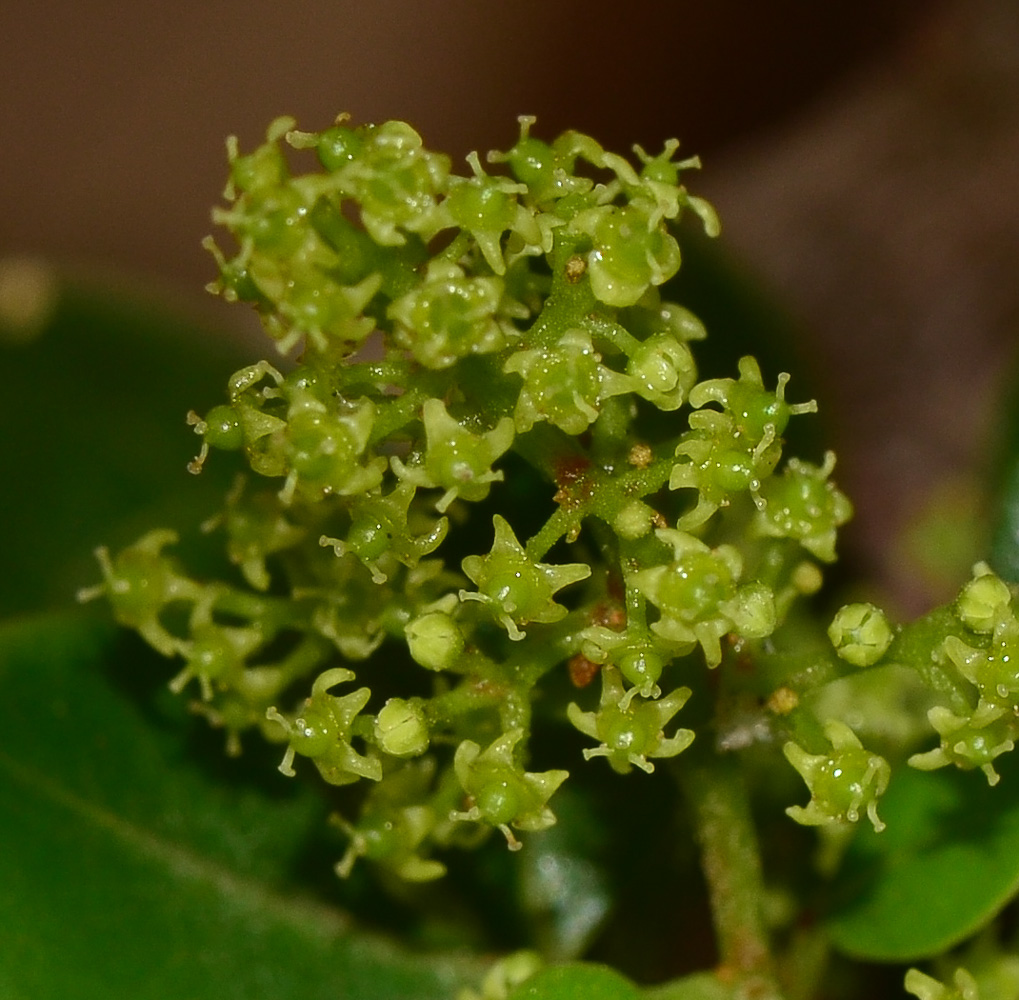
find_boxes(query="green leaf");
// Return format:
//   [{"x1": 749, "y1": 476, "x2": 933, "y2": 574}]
[
  {"x1": 990, "y1": 460, "x2": 1019, "y2": 583},
  {"x1": 826, "y1": 753, "x2": 1019, "y2": 961},
  {"x1": 0, "y1": 612, "x2": 480, "y2": 999},
  {"x1": 988, "y1": 348, "x2": 1019, "y2": 582},
  {"x1": 0, "y1": 275, "x2": 246, "y2": 617},
  {"x1": 642, "y1": 971, "x2": 737, "y2": 1000},
  {"x1": 506, "y1": 963, "x2": 642, "y2": 1000},
  {"x1": 517, "y1": 787, "x2": 613, "y2": 961}
]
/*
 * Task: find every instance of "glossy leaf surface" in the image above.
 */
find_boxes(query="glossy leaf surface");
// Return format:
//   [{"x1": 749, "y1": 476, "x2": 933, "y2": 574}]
[
  {"x1": 643, "y1": 972, "x2": 737, "y2": 1000},
  {"x1": 826, "y1": 754, "x2": 1019, "y2": 961},
  {"x1": 506, "y1": 963, "x2": 642, "y2": 1000},
  {"x1": 990, "y1": 460, "x2": 1019, "y2": 583},
  {"x1": 0, "y1": 612, "x2": 479, "y2": 999},
  {"x1": 0, "y1": 277, "x2": 245, "y2": 617},
  {"x1": 988, "y1": 342, "x2": 1019, "y2": 582}
]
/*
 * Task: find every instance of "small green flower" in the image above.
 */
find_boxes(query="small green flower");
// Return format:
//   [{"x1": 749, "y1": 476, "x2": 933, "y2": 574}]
[
  {"x1": 266, "y1": 667, "x2": 381, "y2": 787},
  {"x1": 173, "y1": 623, "x2": 250, "y2": 701},
  {"x1": 956, "y1": 564, "x2": 1013, "y2": 633},
  {"x1": 334, "y1": 804, "x2": 444, "y2": 883},
  {"x1": 579, "y1": 624, "x2": 667, "y2": 699},
  {"x1": 451, "y1": 729, "x2": 569, "y2": 849},
  {"x1": 613, "y1": 500, "x2": 657, "y2": 541},
  {"x1": 625, "y1": 332, "x2": 697, "y2": 411},
  {"x1": 905, "y1": 967, "x2": 981, "y2": 1000},
  {"x1": 628, "y1": 139, "x2": 720, "y2": 235},
  {"x1": 829, "y1": 603, "x2": 894, "y2": 667},
  {"x1": 909, "y1": 705, "x2": 1017, "y2": 786},
  {"x1": 226, "y1": 117, "x2": 293, "y2": 195},
  {"x1": 572, "y1": 203, "x2": 681, "y2": 308},
  {"x1": 208, "y1": 483, "x2": 305, "y2": 591},
  {"x1": 387, "y1": 261, "x2": 516, "y2": 369},
  {"x1": 504, "y1": 329, "x2": 632, "y2": 436},
  {"x1": 392, "y1": 398, "x2": 515, "y2": 511},
  {"x1": 488, "y1": 115, "x2": 595, "y2": 209},
  {"x1": 332, "y1": 760, "x2": 445, "y2": 882},
  {"x1": 943, "y1": 614, "x2": 1019, "y2": 717},
  {"x1": 205, "y1": 360, "x2": 290, "y2": 478},
  {"x1": 756, "y1": 452, "x2": 853, "y2": 562},
  {"x1": 187, "y1": 404, "x2": 244, "y2": 467},
  {"x1": 460, "y1": 516, "x2": 591, "y2": 640},
  {"x1": 689, "y1": 355, "x2": 817, "y2": 453},
  {"x1": 269, "y1": 263, "x2": 382, "y2": 351},
  {"x1": 281, "y1": 393, "x2": 386, "y2": 501},
  {"x1": 305, "y1": 119, "x2": 363, "y2": 170},
  {"x1": 568, "y1": 667, "x2": 693, "y2": 774},
  {"x1": 331, "y1": 119, "x2": 451, "y2": 246},
  {"x1": 669, "y1": 358, "x2": 817, "y2": 528},
  {"x1": 306, "y1": 551, "x2": 397, "y2": 660},
  {"x1": 443, "y1": 151, "x2": 540, "y2": 272},
  {"x1": 670, "y1": 428, "x2": 777, "y2": 529},
  {"x1": 373, "y1": 697, "x2": 430, "y2": 758},
  {"x1": 80, "y1": 530, "x2": 202, "y2": 658},
  {"x1": 233, "y1": 186, "x2": 312, "y2": 258},
  {"x1": 202, "y1": 235, "x2": 271, "y2": 308},
  {"x1": 631, "y1": 529, "x2": 776, "y2": 667},
  {"x1": 168, "y1": 590, "x2": 264, "y2": 701},
  {"x1": 784, "y1": 720, "x2": 890, "y2": 831},
  {"x1": 319, "y1": 479, "x2": 448, "y2": 583}
]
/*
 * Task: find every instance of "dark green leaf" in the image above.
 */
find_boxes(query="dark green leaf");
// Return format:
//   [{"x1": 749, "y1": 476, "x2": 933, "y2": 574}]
[
  {"x1": 826, "y1": 752, "x2": 1019, "y2": 961},
  {"x1": 0, "y1": 612, "x2": 481, "y2": 999},
  {"x1": 0, "y1": 276, "x2": 247, "y2": 617},
  {"x1": 517, "y1": 786, "x2": 613, "y2": 961},
  {"x1": 990, "y1": 460, "x2": 1019, "y2": 583},
  {"x1": 506, "y1": 963, "x2": 642, "y2": 1000},
  {"x1": 643, "y1": 971, "x2": 737, "y2": 1000},
  {"x1": 987, "y1": 343, "x2": 1019, "y2": 581}
]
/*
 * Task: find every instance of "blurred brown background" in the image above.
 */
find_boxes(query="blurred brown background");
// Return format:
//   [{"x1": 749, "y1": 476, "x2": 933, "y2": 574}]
[{"x1": 2, "y1": 0, "x2": 1017, "y2": 608}]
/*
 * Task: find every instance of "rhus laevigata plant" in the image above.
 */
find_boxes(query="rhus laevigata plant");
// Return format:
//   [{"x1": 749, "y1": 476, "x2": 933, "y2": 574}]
[{"x1": 82, "y1": 113, "x2": 1019, "y2": 1000}]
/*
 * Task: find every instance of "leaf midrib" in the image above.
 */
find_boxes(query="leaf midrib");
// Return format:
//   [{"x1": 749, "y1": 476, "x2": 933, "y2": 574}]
[{"x1": 0, "y1": 742, "x2": 355, "y2": 937}]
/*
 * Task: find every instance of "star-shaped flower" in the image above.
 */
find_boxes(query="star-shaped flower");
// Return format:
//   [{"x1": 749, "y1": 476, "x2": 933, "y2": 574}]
[
  {"x1": 568, "y1": 667, "x2": 693, "y2": 774},
  {"x1": 451, "y1": 729, "x2": 569, "y2": 849},
  {"x1": 392, "y1": 399, "x2": 515, "y2": 512},
  {"x1": 784, "y1": 720, "x2": 890, "y2": 831},
  {"x1": 460, "y1": 515, "x2": 590, "y2": 640},
  {"x1": 266, "y1": 667, "x2": 381, "y2": 786}
]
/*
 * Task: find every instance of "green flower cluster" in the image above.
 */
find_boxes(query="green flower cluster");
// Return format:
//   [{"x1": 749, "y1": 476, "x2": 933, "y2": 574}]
[
  {"x1": 909, "y1": 565, "x2": 1019, "y2": 785},
  {"x1": 775, "y1": 560, "x2": 1019, "y2": 836},
  {"x1": 89, "y1": 114, "x2": 868, "y2": 883}
]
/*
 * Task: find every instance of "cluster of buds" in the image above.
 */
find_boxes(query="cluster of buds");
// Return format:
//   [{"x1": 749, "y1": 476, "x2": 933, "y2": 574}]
[{"x1": 910, "y1": 566, "x2": 1019, "y2": 785}]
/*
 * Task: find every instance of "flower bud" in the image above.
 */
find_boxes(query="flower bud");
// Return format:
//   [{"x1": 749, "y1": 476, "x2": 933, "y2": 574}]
[
  {"x1": 614, "y1": 500, "x2": 654, "y2": 540},
  {"x1": 374, "y1": 698, "x2": 429, "y2": 757},
  {"x1": 828, "y1": 603, "x2": 893, "y2": 667},
  {"x1": 405, "y1": 611, "x2": 464, "y2": 671},
  {"x1": 626, "y1": 333, "x2": 695, "y2": 410},
  {"x1": 957, "y1": 566, "x2": 1012, "y2": 633}
]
